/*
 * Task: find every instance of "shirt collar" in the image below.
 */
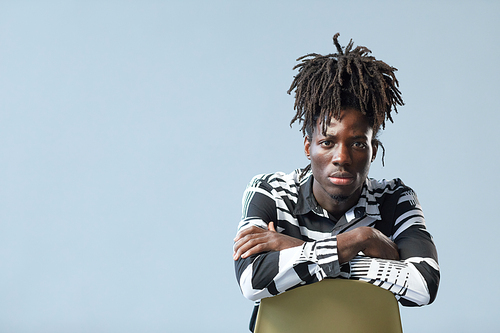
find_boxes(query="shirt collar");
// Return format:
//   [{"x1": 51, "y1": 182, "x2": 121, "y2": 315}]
[
  {"x1": 294, "y1": 174, "x2": 382, "y2": 221},
  {"x1": 294, "y1": 173, "x2": 329, "y2": 217}
]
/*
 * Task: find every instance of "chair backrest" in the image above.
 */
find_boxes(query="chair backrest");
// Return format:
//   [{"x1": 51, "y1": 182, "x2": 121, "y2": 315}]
[{"x1": 254, "y1": 279, "x2": 402, "y2": 333}]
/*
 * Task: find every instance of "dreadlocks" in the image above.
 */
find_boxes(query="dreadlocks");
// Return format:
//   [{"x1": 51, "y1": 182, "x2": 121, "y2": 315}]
[{"x1": 288, "y1": 33, "x2": 404, "y2": 138}]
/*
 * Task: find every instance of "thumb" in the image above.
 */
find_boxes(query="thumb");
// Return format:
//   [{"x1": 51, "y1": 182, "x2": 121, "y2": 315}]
[{"x1": 268, "y1": 221, "x2": 276, "y2": 232}]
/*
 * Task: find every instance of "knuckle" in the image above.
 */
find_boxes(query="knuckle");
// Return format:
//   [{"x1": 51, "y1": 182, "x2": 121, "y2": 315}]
[{"x1": 255, "y1": 244, "x2": 267, "y2": 252}]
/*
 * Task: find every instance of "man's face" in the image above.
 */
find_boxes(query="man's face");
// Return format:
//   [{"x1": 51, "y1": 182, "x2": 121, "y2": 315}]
[{"x1": 304, "y1": 108, "x2": 377, "y2": 216}]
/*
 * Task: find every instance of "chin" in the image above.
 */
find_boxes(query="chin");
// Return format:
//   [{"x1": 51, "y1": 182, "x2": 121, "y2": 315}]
[{"x1": 329, "y1": 194, "x2": 349, "y2": 202}]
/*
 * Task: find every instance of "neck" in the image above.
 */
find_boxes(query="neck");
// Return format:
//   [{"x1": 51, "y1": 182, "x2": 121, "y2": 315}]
[{"x1": 312, "y1": 181, "x2": 362, "y2": 220}]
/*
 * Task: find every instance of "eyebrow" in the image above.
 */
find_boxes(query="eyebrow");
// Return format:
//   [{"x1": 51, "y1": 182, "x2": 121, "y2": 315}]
[{"x1": 322, "y1": 133, "x2": 369, "y2": 140}]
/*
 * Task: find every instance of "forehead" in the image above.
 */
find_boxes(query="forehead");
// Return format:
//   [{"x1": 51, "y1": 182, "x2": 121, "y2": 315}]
[{"x1": 315, "y1": 108, "x2": 373, "y2": 137}]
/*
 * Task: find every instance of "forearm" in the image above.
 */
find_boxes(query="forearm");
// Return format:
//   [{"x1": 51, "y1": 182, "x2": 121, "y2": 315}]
[
  {"x1": 236, "y1": 246, "x2": 304, "y2": 301},
  {"x1": 235, "y1": 236, "x2": 348, "y2": 301},
  {"x1": 344, "y1": 224, "x2": 439, "y2": 306},
  {"x1": 336, "y1": 226, "x2": 399, "y2": 264},
  {"x1": 335, "y1": 225, "x2": 438, "y2": 305},
  {"x1": 349, "y1": 255, "x2": 439, "y2": 306}
]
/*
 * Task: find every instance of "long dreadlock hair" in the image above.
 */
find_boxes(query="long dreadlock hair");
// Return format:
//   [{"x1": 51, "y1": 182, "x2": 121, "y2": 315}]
[
  {"x1": 288, "y1": 33, "x2": 403, "y2": 137},
  {"x1": 287, "y1": 33, "x2": 404, "y2": 173}
]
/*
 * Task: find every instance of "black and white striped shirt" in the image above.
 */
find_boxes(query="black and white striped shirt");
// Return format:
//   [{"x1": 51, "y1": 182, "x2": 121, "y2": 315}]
[{"x1": 234, "y1": 169, "x2": 440, "y2": 330}]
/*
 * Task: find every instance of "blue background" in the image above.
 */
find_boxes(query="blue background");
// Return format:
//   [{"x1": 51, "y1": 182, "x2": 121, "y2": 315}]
[{"x1": 1, "y1": 1, "x2": 498, "y2": 332}]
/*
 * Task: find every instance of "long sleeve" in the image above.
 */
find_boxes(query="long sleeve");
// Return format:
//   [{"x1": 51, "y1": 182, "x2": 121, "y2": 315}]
[
  {"x1": 236, "y1": 236, "x2": 351, "y2": 301},
  {"x1": 348, "y1": 253, "x2": 438, "y2": 306}
]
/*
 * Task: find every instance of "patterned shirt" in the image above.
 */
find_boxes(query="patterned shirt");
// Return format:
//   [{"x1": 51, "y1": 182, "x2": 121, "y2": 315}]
[{"x1": 234, "y1": 169, "x2": 440, "y2": 331}]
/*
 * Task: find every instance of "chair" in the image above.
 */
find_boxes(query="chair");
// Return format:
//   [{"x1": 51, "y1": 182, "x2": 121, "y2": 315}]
[{"x1": 254, "y1": 279, "x2": 402, "y2": 333}]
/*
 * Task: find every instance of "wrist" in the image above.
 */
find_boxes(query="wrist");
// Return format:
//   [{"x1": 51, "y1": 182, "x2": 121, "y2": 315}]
[
  {"x1": 357, "y1": 226, "x2": 373, "y2": 252},
  {"x1": 338, "y1": 228, "x2": 366, "y2": 264}
]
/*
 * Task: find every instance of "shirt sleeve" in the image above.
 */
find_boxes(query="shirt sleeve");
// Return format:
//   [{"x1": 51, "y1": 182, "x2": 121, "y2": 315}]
[
  {"x1": 234, "y1": 175, "x2": 348, "y2": 301},
  {"x1": 348, "y1": 187, "x2": 440, "y2": 306}
]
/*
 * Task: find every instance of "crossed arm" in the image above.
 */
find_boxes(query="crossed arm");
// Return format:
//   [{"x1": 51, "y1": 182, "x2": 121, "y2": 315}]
[
  {"x1": 234, "y1": 221, "x2": 438, "y2": 306},
  {"x1": 233, "y1": 222, "x2": 399, "y2": 264}
]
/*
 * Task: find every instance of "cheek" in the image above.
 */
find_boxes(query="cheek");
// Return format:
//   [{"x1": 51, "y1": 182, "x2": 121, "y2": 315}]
[
  {"x1": 357, "y1": 153, "x2": 373, "y2": 174},
  {"x1": 310, "y1": 149, "x2": 332, "y2": 167}
]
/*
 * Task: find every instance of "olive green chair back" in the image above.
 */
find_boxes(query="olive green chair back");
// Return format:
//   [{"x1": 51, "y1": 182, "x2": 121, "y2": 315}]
[{"x1": 254, "y1": 279, "x2": 402, "y2": 333}]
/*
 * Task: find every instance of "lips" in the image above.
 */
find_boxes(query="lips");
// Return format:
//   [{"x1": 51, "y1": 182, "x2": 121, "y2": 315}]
[{"x1": 328, "y1": 171, "x2": 355, "y2": 186}]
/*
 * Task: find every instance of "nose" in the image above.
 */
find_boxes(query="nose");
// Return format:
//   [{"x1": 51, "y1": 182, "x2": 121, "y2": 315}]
[{"x1": 332, "y1": 144, "x2": 351, "y2": 166}]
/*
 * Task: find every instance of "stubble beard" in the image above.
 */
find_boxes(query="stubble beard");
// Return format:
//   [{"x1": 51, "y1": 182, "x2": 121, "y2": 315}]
[{"x1": 329, "y1": 194, "x2": 349, "y2": 203}]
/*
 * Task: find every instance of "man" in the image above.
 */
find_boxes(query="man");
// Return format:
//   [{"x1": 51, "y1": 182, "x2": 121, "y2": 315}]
[{"x1": 233, "y1": 34, "x2": 440, "y2": 332}]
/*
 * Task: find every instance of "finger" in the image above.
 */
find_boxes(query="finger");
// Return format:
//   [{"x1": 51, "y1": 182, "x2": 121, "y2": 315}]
[
  {"x1": 268, "y1": 222, "x2": 276, "y2": 232},
  {"x1": 234, "y1": 239, "x2": 267, "y2": 260},
  {"x1": 240, "y1": 239, "x2": 271, "y2": 259},
  {"x1": 233, "y1": 233, "x2": 268, "y2": 260},
  {"x1": 233, "y1": 225, "x2": 266, "y2": 242}
]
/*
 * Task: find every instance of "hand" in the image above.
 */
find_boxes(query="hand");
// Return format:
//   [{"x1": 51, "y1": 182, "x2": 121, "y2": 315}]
[
  {"x1": 337, "y1": 227, "x2": 399, "y2": 264},
  {"x1": 233, "y1": 222, "x2": 305, "y2": 260}
]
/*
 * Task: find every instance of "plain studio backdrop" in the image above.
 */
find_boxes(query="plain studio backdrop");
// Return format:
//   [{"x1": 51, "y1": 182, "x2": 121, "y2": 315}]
[{"x1": 0, "y1": 1, "x2": 498, "y2": 332}]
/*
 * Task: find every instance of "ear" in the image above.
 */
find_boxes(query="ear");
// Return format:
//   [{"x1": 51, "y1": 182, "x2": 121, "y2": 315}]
[
  {"x1": 371, "y1": 140, "x2": 378, "y2": 163},
  {"x1": 304, "y1": 136, "x2": 311, "y2": 160}
]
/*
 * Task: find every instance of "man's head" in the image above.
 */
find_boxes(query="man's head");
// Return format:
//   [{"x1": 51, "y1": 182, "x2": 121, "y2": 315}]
[{"x1": 288, "y1": 34, "x2": 404, "y2": 216}]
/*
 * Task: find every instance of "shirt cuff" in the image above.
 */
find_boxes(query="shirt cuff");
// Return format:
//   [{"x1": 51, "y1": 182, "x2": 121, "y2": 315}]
[{"x1": 299, "y1": 236, "x2": 347, "y2": 279}]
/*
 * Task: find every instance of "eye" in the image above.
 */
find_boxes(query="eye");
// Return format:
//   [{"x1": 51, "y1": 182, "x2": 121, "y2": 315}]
[
  {"x1": 320, "y1": 140, "x2": 332, "y2": 147},
  {"x1": 353, "y1": 142, "x2": 367, "y2": 149}
]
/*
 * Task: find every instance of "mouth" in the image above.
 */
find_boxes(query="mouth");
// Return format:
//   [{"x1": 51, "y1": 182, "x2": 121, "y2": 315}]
[{"x1": 328, "y1": 172, "x2": 354, "y2": 186}]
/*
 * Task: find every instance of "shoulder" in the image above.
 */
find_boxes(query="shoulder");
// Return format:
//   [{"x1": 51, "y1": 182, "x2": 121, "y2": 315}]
[
  {"x1": 246, "y1": 169, "x2": 303, "y2": 193},
  {"x1": 366, "y1": 177, "x2": 420, "y2": 206},
  {"x1": 366, "y1": 177, "x2": 415, "y2": 195},
  {"x1": 241, "y1": 170, "x2": 304, "y2": 216}
]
